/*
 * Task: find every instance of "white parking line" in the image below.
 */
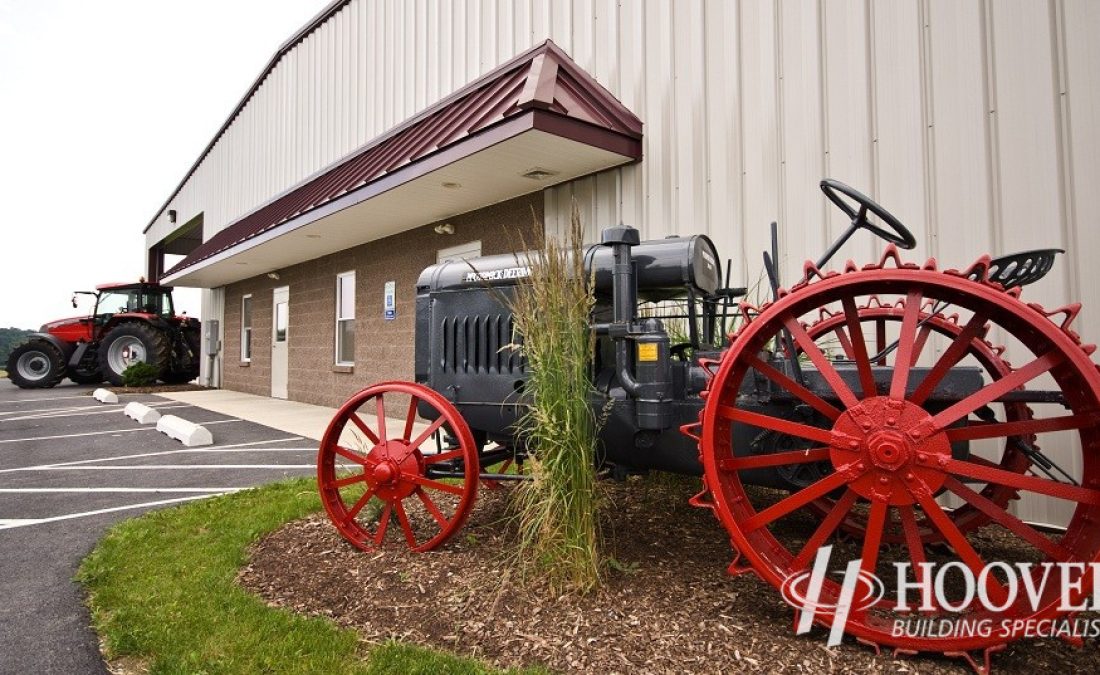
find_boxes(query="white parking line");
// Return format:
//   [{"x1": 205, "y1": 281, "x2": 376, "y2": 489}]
[
  {"x1": 0, "y1": 400, "x2": 183, "y2": 417},
  {"x1": 0, "y1": 494, "x2": 229, "y2": 529},
  {"x1": 1, "y1": 403, "x2": 191, "y2": 422},
  {"x1": 0, "y1": 487, "x2": 246, "y2": 493},
  {"x1": 0, "y1": 403, "x2": 117, "y2": 417},
  {"x1": 0, "y1": 394, "x2": 97, "y2": 405},
  {"x1": 0, "y1": 418, "x2": 243, "y2": 444},
  {"x1": 0, "y1": 437, "x2": 310, "y2": 474}
]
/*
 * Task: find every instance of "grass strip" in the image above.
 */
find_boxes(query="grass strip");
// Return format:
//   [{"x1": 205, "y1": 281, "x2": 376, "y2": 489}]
[{"x1": 76, "y1": 478, "x2": 509, "y2": 674}]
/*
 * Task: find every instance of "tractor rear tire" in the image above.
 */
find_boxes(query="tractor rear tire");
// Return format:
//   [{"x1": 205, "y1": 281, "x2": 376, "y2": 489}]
[
  {"x1": 97, "y1": 323, "x2": 170, "y2": 386},
  {"x1": 7, "y1": 340, "x2": 66, "y2": 389}
]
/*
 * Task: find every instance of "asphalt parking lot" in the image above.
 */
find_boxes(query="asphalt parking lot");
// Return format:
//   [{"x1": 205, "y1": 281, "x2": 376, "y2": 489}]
[{"x1": 0, "y1": 379, "x2": 319, "y2": 674}]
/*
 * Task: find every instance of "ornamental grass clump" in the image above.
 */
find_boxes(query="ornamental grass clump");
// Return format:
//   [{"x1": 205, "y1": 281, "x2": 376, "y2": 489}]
[{"x1": 508, "y1": 207, "x2": 601, "y2": 593}]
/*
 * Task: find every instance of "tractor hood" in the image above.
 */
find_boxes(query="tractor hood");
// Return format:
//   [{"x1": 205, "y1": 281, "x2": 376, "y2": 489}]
[{"x1": 40, "y1": 316, "x2": 87, "y2": 332}]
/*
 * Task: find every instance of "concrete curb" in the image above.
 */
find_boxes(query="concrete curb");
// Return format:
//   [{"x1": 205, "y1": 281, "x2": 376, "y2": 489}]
[
  {"x1": 123, "y1": 402, "x2": 161, "y2": 425},
  {"x1": 92, "y1": 388, "x2": 118, "y2": 404},
  {"x1": 155, "y1": 415, "x2": 213, "y2": 447}
]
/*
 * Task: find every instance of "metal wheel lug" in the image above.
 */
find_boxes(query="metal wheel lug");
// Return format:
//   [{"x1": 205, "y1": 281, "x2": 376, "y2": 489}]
[
  {"x1": 886, "y1": 417, "x2": 897, "y2": 426},
  {"x1": 879, "y1": 476, "x2": 890, "y2": 485},
  {"x1": 905, "y1": 472, "x2": 915, "y2": 481},
  {"x1": 856, "y1": 462, "x2": 866, "y2": 471},
  {"x1": 917, "y1": 453, "x2": 927, "y2": 463}
]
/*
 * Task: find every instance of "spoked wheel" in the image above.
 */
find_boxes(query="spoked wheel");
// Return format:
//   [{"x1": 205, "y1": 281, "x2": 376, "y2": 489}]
[
  {"x1": 801, "y1": 298, "x2": 1033, "y2": 543},
  {"x1": 318, "y1": 381, "x2": 479, "y2": 552},
  {"x1": 695, "y1": 250, "x2": 1100, "y2": 657}
]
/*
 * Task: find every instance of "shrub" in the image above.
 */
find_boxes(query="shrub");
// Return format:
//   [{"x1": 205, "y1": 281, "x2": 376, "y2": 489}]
[
  {"x1": 507, "y1": 205, "x2": 601, "y2": 594},
  {"x1": 122, "y1": 361, "x2": 160, "y2": 387}
]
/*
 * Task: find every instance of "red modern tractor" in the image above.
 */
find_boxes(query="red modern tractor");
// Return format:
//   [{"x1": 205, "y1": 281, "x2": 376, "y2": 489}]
[{"x1": 6, "y1": 281, "x2": 201, "y2": 389}]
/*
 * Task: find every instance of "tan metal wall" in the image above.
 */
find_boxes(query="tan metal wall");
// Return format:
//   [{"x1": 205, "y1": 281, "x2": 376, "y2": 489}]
[{"x1": 151, "y1": 0, "x2": 1100, "y2": 526}]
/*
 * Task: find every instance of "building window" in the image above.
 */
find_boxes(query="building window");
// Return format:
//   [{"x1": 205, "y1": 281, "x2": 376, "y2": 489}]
[
  {"x1": 241, "y1": 294, "x2": 252, "y2": 361},
  {"x1": 335, "y1": 271, "x2": 355, "y2": 364}
]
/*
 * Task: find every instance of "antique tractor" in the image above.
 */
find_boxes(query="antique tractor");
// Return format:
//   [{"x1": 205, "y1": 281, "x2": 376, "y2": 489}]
[
  {"x1": 6, "y1": 281, "x2": 201, "y2": 388},
  {"x1": 317, "y1": 180, "x2": 1100, "y2": 668}
]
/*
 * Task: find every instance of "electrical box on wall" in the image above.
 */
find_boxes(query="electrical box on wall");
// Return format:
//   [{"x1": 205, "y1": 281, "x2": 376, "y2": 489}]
[{"x1": 204, "y1": 319, "x2": 220, "y2": 356}]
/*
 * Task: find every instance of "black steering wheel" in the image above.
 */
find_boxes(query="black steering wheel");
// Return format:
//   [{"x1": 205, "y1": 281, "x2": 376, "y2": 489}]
[{"x1": 820, "y1": 179, "x2": 917, "y2": 250}]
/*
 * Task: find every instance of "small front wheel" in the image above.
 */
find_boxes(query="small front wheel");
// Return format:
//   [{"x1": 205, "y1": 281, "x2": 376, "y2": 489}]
[
  {"x1": 317, "y1": 381, "x2": 479, "y2": 552},
  {"x1": 7, "y1": 340, "x2": 65, "y2": 389}
]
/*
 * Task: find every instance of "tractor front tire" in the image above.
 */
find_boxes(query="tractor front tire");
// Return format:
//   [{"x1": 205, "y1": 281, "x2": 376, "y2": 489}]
[
  {"x1": 97, "y1": 323, "x2": 170, "y2": 386},
  {"x1": 7, "y1": 340, "x2": 66, "y2": 389}
]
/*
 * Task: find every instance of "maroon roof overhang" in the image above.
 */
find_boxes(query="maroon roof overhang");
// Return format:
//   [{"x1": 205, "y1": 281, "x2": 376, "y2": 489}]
[{"x1": 160, "y1": 39, "x2": 642, "y2": 283}]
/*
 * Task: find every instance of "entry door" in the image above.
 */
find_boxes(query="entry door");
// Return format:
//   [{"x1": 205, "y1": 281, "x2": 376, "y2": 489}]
[{"x1": 271, "y1": 286, "x2": 289, "y2": 399}]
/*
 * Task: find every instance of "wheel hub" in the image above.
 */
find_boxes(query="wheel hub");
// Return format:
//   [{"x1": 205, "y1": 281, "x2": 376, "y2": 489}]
[
  {"x1": 365, "y1": 439, "x2": 421, "y2": 500},
  {"x1": 830, "y1": 397, "x2": 952, "y2": 505}
]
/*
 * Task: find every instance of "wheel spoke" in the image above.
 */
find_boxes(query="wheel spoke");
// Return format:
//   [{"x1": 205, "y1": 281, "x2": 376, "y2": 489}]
[
  {"x1": 946, "y1": 458, "x2": 1100, "y2": 504},
  {"x1": 717, "y1": 405, "x2": 834, "y2": 445},
  {"x1": 343, "y1": 485, "x2": 378, "y2": 523},
  {"x1": 349, "y1": 414, "x2": 380, "y2": 445},
  {"x1": 415, "y1": 487, "x2": 450, "y2": 527},
  {"x1": 910, "y1": 309, "x2": 990, "y2": 405},
  {"x1": 910, "y1": 324, "x2": 933, "y2": 367},
  {"x1": 406, "y1": 416, "x2": 448, "y2": 455},
  {"x1": 374, "y1": 500, "x2": 393, "y2": 545},
  {"x1": 791, "y1": 490, "x2": 858, "y2": 570},
  {"x1": 784, "y1": 316, "x2": 860, "y2": 408},
  {"x1": 841, "y1": 297, "x2": 877, "y2": 397},
  {"x1": 405, "y1": 473, "x2": 466, "y2": 496},
  {"x1": 914, "y1": 488, "x2": 1008, "y2": 606},
  {"x1": 333, "y1": 473, "x2": 367, "y2": 488},
  {"x1": 860, "y1": 499, "x2": 889, "y2": 576},
  {"x1": 897, "y1": 505, "x2": 932, "y2": 609},
  {"x1": 875, "y1": 317, "x2": 887, "y2": 366},
  {"x1": 889, "y1": 289, "x2": 923, "y2": 400},
  {"x1": 422, "y1": 448, "x2": 466, "y2": 465},
  {"x1": 944, "y1": 476, "x2": 1073, "y2": 562},
  {"x1": 403, "y1": 395, "x2": 419, "y2": 441},
  {"x1": 746, "y1": 355, "x2": 841, "y2": 420},
  {"x1": 718, "y1": 447, "x2": 832, "y2": 471},
  {"x1": 394, "y1": 500, "x2": 418, "y2": 548},
  {"x1": 742, "y1": 471, "x2": 851, "y2": 532},
  {"x1": 833, "y1": 326, "x2": 856, "y2": 360},
  {"x1": 945, "y1": 413, "x2": 1096, "y2": 442},
  {"x1": 333, "y1": 444, "x2": 372, "y2": 466},
  {"x1": 375, "y1": 395, "x2": 388, "y2": 443},
  {"x1": 930, "y1": 351, "x2": 1064, "y2": 430}
]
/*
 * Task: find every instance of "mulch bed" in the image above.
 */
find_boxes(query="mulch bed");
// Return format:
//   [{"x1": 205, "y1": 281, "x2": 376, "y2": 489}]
[{"x1": 239, "y1": 477, "x2": 1099, "y2": 673}]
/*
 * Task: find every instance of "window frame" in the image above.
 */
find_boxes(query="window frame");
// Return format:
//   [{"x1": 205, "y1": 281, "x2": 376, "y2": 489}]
[
  {"x1": 241, "y1": 294, "x2": 253, "y2": 362},
  {"x1": 334, "y1": 271, "x2": 356, "y2": 366}
]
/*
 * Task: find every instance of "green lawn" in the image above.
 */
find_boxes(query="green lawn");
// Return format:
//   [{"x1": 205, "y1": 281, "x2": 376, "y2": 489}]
[{"x1": 77, "y1": 479, "x2": 522, "y2": 674}]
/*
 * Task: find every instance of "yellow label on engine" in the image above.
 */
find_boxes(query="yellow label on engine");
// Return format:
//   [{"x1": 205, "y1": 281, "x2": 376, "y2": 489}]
[{"x1": 637, "y1": 343, "x2": 658, "y2": 362}]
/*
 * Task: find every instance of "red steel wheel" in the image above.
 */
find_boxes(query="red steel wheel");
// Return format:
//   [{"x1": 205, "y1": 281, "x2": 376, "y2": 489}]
[
  {"x1": 802, "y1": 299, "x2": 1032, "y2": 543},
  {"x1": 317, "y1": 381, "x2": 479, "y2": 552},
  {"x1": 698, "y1": 252, "x2": 1100, "y2": 655}
]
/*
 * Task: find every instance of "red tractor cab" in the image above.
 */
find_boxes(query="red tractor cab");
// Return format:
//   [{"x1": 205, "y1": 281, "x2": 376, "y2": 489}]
[{"x1": 6, "y1": 281, "x2": 201, "y2": 389}]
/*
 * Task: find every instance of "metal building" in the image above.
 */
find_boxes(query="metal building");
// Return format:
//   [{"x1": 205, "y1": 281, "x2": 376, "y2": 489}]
[{"x1": 145, "y1": 0, "x2": 1100, "y2": 527}]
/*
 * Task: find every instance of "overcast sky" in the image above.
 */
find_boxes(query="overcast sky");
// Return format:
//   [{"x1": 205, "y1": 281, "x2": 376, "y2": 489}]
[{"x1": 0, "y1": 0, "x2": 329, "y2": 328}]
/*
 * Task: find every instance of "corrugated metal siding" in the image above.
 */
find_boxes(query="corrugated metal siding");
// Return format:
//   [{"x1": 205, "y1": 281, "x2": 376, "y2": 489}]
[{"x1": 149, "y1": 0, "x2": 1100, "y2": 527}]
